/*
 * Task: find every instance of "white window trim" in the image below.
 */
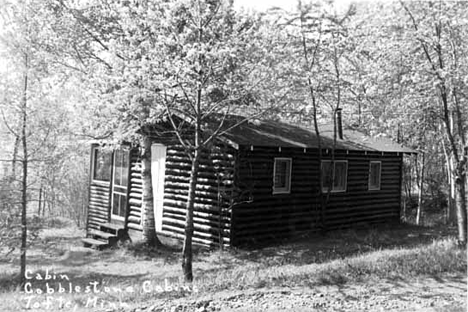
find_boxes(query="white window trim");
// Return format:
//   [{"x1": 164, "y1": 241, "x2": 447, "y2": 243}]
[
  {"x1": 368, "y1": 161, "x2": 382, "y2": 191},
  {"x1": 273, "y1": 157, "x2": 292, "y2": 195},
  {"x1": 321, "y1": 160, "x2": 348, "y2": 193}
]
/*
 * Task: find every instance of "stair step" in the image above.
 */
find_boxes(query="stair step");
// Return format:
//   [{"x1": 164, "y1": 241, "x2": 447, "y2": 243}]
[
  {"x1": 82, "y1": 237, "x2": 108, "y2": 249},
  {"x1": 88, "y1": 229, "x2": 116, "y2": 240},
  {"x1": 100, "y1": 223, "x2": 124, "y2": 234}
]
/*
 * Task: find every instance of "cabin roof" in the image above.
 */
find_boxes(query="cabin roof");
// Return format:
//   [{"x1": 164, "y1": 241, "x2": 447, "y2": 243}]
[{"x1": 219, "y1": 117, "x2": 416, "y2": 153}]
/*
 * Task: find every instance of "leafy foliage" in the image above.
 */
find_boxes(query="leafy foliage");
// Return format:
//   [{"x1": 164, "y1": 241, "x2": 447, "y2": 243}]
[{"x1": 0, "y1": 0, "x2": 91, "y2": 268}]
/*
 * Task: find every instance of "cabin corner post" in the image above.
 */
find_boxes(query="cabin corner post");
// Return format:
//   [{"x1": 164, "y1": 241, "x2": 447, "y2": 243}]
[
  {"x1": 86, "y1": 144, "x2": 97, "y2": 236},
  {"x1": 123, "y1": 148, "x2": 134, "y2": 230},
  {"x1": 229, "y1": 149, "x2": 241, "y2": 248},
  {"x1": 107, "y1": 151, "x2": 114, "y2": 223}
]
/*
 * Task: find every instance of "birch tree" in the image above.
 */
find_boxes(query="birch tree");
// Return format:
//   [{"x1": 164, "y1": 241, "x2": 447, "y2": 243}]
[
  {"x1": 399, "y1": 0, "x2": 467, "y2": 244},
  {"x1": 109, "y1": 0, "x2": 278, "y2": 282},
  {"x1": 0, "y1": 0, "x2": 92, "y2": 283},
  {"x1": 1, "y1": 0, "x2": 48, "y2": 284},
  {"x1": 56, "y1": 0, "x2": 280, "y2": 281},
  {"x1": 340, "y1": 1, "x2": 465, "y2": 228},
  {"x1": 269, "y1": 0, "x2": 356, "y2": 227}
]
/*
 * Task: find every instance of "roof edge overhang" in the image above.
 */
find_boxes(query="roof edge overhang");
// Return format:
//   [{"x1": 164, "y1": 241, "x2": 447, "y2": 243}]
[{"x1": 233, "y1": 142, "x2": 417, "y2": 154}]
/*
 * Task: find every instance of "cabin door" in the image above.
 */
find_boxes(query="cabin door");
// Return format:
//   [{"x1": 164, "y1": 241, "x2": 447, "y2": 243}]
[
  {"x1": 110, "y1": 149, "x2": 130, "y2": 222},
  {"x1": 151, "y1": 144, "x2": 167, "y2": 232}
]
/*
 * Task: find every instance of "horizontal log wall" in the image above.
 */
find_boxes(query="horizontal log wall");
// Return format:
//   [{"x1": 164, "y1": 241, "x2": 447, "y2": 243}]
[
  {"x1": 160, "y1": 143, "x2": 236, "y2": 248},
  {"x1": 87, "y1": 182, "x2": 110, "y2": 231},
  {"x1": 231, "y1": 146, "x2": 320, "y2": 246},
  {"x1": 232, "y1": 147, "x2": 402, "y2": 246},
  {"x1": 127, "y1": 150, "x2": 143, "y2": 231},
  {"x1": 321, "y1": 150, "x2": 402, "y2": 229}
]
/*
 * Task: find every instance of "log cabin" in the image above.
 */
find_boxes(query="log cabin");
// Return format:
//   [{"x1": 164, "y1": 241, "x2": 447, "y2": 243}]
[{"x1": 82, "y1": 112, "x2": 415, "y2": 249}]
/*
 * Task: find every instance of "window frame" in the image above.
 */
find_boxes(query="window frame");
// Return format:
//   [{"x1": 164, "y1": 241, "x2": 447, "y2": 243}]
[
  {"x1": 91, "y1": 146, "x2": 112, "y2": 184},
  {"x1": 368, "y1": 161, "x2": 382, "y2": 191},
  {"x1": 113, "y1": 148, "x2": 130, "y2": 189},
  {"x1": 111, "y1": 148, "x2": 130, "y2": 220},
  {"x1": 272, "y1": 157, "x2": 292, "y2": 195},
  {"x1": 321, "y1": 160, "x2": 348, "y2": 193}
]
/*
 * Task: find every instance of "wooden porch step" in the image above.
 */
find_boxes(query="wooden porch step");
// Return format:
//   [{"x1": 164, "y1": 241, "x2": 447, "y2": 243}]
[
  {"x1": 99, "y1": 223, "x2": 125, "y2": 235},
  {"x1": 82, "y1": 237, "x2": 108, "y2": 250},
  {"x1": 83, "y1": 223, "x2": 128, "y2": 250},
  {"x1": 88, "y1": 229, "x2": 116, "y2": 240}
]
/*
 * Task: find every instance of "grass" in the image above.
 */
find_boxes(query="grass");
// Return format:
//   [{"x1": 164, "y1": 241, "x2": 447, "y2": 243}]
[
  {"x1": 195, "y1": 237, "x2": 465, "y2": 291},
  {"x1": 0, "y1": 218, "x2": 466, "y2": 311}
]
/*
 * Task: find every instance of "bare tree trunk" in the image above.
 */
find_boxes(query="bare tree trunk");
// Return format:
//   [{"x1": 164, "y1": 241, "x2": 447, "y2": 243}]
[
  {"x1": 80, "y1": 201, "x2": 86, "y2": 228},
  {"x1": 402, "y1": 164, "x2": 410, "y2": 222},
  {"x1": 20, "y1": 54, "x2": 29, "y2": 285},
  {"x1": 401, "y1": 1, "x2": 467, "y2": 244},
  {"x1": 403, "y1": 158, "x2": 414, "y2": 212},
  {"x1": 141, "y1": 134, "x2": 162, "y2": 247},
  {"x1": 42, "y1": 191, "x2": 46, "y2": 217},
  {"x1": 11, "y1": 136, "x2": 20, "y2": 182},
  {"x1": 441, "y1": 120, "x2": 457, "y2": 224},
  {"x1": 402, "y1": 194, "x2": 407, "y2": 222},
  {"x1": 416, "y1": 153, "x2": 425, "y2": 225},
  {"x1": 298, "y1": 1, "x2": 325, "y2": 229},
  {"x1": 182, "y1": 148, "x2": 200, "y2": 282},
  {"x1": 455, "y1": 166, "x2": 467, "y2": 245},
  {"x1": 47, "y1": 192, "x2": 52, "y2": 218},
  {"x1": 447, "y1": 156, "x2": 457, "y2": 224},
  {"x1": 37, "y1": 183, "x2": 42, "y2": 216},
  {"x1": 409, "y1": 161, "x2": 413, "y2": 203}
]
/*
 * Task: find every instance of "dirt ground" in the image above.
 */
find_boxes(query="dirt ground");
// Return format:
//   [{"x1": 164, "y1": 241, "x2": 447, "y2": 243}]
[
  {"x1": 150, "y1": 274, "x2": 466, "y2": 312},
  {"x1": 1, "y1": 219, "x2": 467, "y2": 312}
]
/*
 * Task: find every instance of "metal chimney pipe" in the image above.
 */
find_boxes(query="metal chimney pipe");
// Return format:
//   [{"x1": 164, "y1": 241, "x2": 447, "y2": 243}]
[{"x1": 336, "y1": 108, "x2": 343, "y2": 140}]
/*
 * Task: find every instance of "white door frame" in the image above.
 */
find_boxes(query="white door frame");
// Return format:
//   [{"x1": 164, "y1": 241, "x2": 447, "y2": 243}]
[{"x1": 151, "y1": 144, "x2": 167, "y2": 232}]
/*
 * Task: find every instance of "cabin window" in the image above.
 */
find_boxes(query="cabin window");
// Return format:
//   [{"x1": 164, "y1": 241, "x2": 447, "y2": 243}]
[
  {"x1": 273, "y1": 158, "x2": 292, "y2": 194},
  {"x1": 113, "y1": 149, "x2": 129, "y2": 189},
  {"x1": 321, "y1": 160, "x2": 348, "y2": 193},
  {"x1": 92, "y1": 147, "x2": 112, "y2": 182},
  {"x1": 369, "y1": 161, "x2": 382, "y2": 190}
]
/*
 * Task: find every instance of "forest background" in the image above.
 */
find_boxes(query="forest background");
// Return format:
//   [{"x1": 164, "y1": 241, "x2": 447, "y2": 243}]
[{"x1": 0, "y1": 0, "x2": 466, "y2": 282}]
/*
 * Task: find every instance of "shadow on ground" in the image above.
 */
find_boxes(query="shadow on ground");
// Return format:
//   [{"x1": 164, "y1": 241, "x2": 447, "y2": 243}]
[
  {"x1": 230, "y1": 222, "x2": 458, "y2": 266},
  {"x1": 1, "y1": 210, "x2": 463, "y2": 293}
]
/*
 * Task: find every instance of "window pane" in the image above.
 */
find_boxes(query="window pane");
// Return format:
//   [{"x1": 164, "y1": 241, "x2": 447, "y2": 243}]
[
  {"x1": 273, "y1": 158, "x2": 291, "y2": 193},
  {"x1": 275, "y1": 161, "x2": 288, "y2": 188},
  {"x1": 334, "y1": 162, "x2": 347, "y2": 190},
  {"x1": 321, "y1": 161, "x2": 333, "y2": 191},
  {"x1": 121, "y1": 151, "x2": 129, "y2": 187},
  {"x1": 284, "y1": 160, "x2": 291, "y2": 189},
  {"x1": 114, "y1": 186, "x2": 126, "y2": 194},
  {"x1": 369, "y1": 162, "x2": 381, "y2": 189},
  {"x1": 94, "y1": 149, "x2": 112, "y2": 182},
  {"x1": 112, "y1": 194, "x2": 120, "y2": 216},
  {"x1": 112, "y1": 149, "x2": 129, "y2": 187},
  {"x1": 112, "y1": 193, "x2": 127, "y2": 218},
  {"x1": 114, "y1": 150, "x2": 122, "y2": 186},
  {"x1": 119, "y1": 194, "x2": 126, "y2": 217}
]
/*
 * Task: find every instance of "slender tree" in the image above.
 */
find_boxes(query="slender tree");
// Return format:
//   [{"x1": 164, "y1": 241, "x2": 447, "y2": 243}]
[
  {"x1": 56, "y1": 0, "x2": 282, "y2": 281},
  {"x1": 0, "y1": 0, "x2": 92, "y2": 282},
  {"x1": 399, "y1": 0, "x2": 467, "y2": 244},
  {"x1": 271, "y1": 0, "x2": 355, "y2": 228}
]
